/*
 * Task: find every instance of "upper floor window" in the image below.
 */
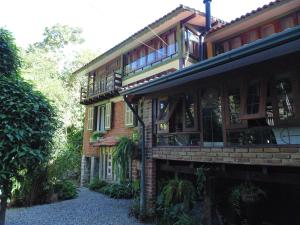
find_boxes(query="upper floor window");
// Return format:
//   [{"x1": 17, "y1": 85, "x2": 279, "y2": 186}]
[
  {"x1": 246, "y1": 30, "x2": 259, "y2": 43},
  {"x1": 87, "y1": 107, "x2": 94, "y2": 130},
  {"x1": 230, "y1": 37, "x2": 242, "y2": 49},
  {"x1": 261, "y1": 24, "x2": 275, "y2": 38},
  {"x1": 280, "y1": 16, "x2": 295, "y2": 31},
  {"x1": 185, "y1": 28, "x2": 199, "y2": 59},
  {"x1": 125, "y1": 28, "x2": 177, "y2": 76},
  {"x1": 167, "y1": 32, "x2": 176, "y2": 56}
]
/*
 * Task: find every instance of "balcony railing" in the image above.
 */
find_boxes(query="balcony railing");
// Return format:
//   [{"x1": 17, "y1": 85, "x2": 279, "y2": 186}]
[{"x1": 80, "y1": 73, "x2": 122, "y2": 105}]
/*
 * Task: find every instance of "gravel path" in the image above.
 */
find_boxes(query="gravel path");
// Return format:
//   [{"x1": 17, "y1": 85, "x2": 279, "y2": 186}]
[{"x1": 6, "y1": 188, "x2": 147, "y2": 225}]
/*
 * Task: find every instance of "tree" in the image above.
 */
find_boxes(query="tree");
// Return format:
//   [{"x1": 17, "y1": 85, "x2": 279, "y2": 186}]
[
  {"x1": 0, "y1": 28, "x2": 21, "y2": 77},
  {"x1": 31, "y1": 24, "x2": 84, "y2": 52},
  {"x1": 0, "y1": 28, "x2": 58, "y2": 225},
  {"x1": 20, "y1": 24, "x2": 96, "y2": 182}
]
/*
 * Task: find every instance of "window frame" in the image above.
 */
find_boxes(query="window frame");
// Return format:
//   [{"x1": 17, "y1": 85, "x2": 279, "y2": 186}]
[
  {"x1": 272, "y1": 72, "x2": 300, "y2": 126},
  {"x1": 105, "y1": 102, "x2": 112, "y2": 130},
  {"x1": 224, "y1": 81, "x2": 248, "y2": 129},
  {"x1": 87, "y1": 107, "x2": 94, "y2": 131},
  {"x1": 182, "y1": 93, "x2": 199, "y2": 132},
  {"x1": 240, "y1": 79, "x2": 267, "y2": 120},
  {"x1": 125, "y1": 103, "x2": 135, "y2": 127}
]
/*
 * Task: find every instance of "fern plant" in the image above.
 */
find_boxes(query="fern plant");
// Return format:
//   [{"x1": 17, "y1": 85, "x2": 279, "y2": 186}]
[{"x1": 112, "y1": 136, "x2": 135, "y2": 183}]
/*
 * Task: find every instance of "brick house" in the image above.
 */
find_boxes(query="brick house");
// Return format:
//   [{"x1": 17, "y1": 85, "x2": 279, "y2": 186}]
[
  {"x1": 76, "y1": 0, "x2": 300, "y2": 223},
  {"x1": 75, "y1": 5, "x2": 219, "y2": 185}
]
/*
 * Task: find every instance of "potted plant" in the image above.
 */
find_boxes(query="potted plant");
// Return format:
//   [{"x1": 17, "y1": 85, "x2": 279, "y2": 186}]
[{"x1": 90, "y1": 131, "x2": 104, "y2": 142}]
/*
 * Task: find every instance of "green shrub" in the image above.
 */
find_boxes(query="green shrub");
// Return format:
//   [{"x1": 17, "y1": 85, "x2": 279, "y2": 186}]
[
  {"x1": 99, "y1": 182, "x2": 133, "y2": 199},
  {"x1": 113, "y1": 136, "x2": 136, "y2": 183},
  {"x1": 155, "y1": 179, "x2": 198, "y2": 225},
  {"x1": 52, "y1": 180, "x2": 78, "y2": 200},
  {"x1": 88, "y1": 178, "x2": 107, "y2": 191}
]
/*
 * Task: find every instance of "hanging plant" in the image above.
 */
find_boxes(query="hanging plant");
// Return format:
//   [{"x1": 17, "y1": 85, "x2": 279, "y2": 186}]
[{"x1": 112, "y1": 136, "x2": 135, "y2": 183}]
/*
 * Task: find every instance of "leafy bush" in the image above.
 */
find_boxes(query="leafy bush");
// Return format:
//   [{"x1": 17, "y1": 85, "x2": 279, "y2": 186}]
[
  {"x1": 113, "y1": 137, "x2": 136, "y2": 183},
  {"x1": 88, "y1": 178, "x2": 108, "y2": 191},
  {"x1": 155, "y1": 179, "x2": 198, "y2": 225},
  {"x1": 48, "y1": 126, "x2": 83, "y2": 182},
  {"x1": 52, "y1": 180, "x2": 78, "y2": 200},
  {"x1": 99, "y1": 182, "x2": 133, "y2": 199}
]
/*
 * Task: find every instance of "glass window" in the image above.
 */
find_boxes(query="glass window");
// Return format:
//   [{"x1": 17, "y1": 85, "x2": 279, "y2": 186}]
[
  {"x1": 156, "y1": 39, "x2": 166, "y2": 60},
  {"x1": 87, "y1": 107, "x2": 94, "y2": 130},
  {"x1": 147, "y1": 42, "x2": 155, "y2": 65},
  {"x1": 223, "y1": 41, "x2": 230, "y2": 52},
  {"x1": 125, "y1": 103, "x2": 134, "y2": 127},
  {"x1": 184, "y1": 94, "x2": 196, "y2": 130},
  {"x1": 280, "y1": 16, "x2": 295, "y2": 31},
  {"x1": 276, "y1": 78, "x2": 296, "y2": 121},
  {"x1": 246, "y1": 30, "x2": 259, "y2": 43},
  {"x1": 231, "y1": 37, "x2": 242, "y2": 49},
  {"x1": 167, "y1": 32, "x2": 176, "y2": 56},
  {"x1": 158, "y1": 98, "x2": 169, "y2": 133},
  {"x1": 246, "y1": 80, "x2": 261, "y2": 114},
  {"x1": 228, "y1": 87, "x2": 241, "y2": 125},
  {"x1": 261, "y1": 24, "x2": 275, "y2": 38},
  {"x1": 97, "y1": 105, "x2": 105, "y2": 132},
  {"x1": 131, "y1": 51, "x2": 138, "y2": 71},
  {"x1": 139, "y1": 47, "x2": 146, "y2": 67},
  {"x1": 125, "y1": 53, "x2": 132, "y2": 74},
  {"x1": 201, "y1": 88, "x2": 223, "y2": 147}
]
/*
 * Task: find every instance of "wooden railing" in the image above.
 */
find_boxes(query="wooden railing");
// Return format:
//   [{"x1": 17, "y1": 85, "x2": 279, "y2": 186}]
[{"x1": 80, "y1": 73, "x2": 122, "y2": 104}]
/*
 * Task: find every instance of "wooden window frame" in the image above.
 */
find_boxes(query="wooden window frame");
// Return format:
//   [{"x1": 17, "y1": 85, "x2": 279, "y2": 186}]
[
  {"x1": 156, "y1": 97, "x2": 171, "y2": 133},
  {"x1": 125, "y1": 103, "x2": 135, "y2": 127},
  {"x1": 240, "y1": 79, "x2": 267, "y2": 120},
  {"x1": 224, "y1": 82, "x2": 248, "y2": 129},
  {"x1": 104, "y1": 102, "x2": 112, "y2": 130},
  {"x1": 182, "y1": 93, "x2": 199, "y2": 132},
  {"x1": 87, "y1": 107, "x2": 94, "y2": 131},
  {"x1": 272, "y1": 72, "x2": 300, "y2": 126}
]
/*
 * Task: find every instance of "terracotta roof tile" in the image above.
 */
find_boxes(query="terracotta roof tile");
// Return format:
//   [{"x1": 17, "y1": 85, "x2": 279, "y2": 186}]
[{"x1": 208, "y1": 0, "x2": 284, "y2": 34}]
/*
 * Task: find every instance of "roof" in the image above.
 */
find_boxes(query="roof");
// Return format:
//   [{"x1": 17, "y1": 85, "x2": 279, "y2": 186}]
[
  {"x1": 208, "y1": 0, "x2": 287, "y2": 34},
  {"x1": 73, "y1": 5, "x2": 222, "y2": 75},
  {"x1": 121, "y1": 25, "x2": 300, "y2": 95}
]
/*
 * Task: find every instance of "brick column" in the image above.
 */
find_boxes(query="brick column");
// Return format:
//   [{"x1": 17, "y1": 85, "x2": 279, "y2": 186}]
[
  {"x1": 80, "y1": 155, "x2": 90, "y2": 186},
  {"x1": 142, "y1": 98, "x2": 157, "y2": 212},
  {"x1": 145, "y1": 158, "x2": 156, "y2": 211}
]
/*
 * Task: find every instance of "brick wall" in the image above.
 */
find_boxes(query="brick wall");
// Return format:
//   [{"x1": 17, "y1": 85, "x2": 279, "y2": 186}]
[
  {"x1": 152, "y1": 146, "x2": 300, "y2": 167},
  {"x1": 142, "y1": 98, "x2": 157, "y2": 211},
  {"x1": 82, "y1": 101, "x2": 133, "y2": 157}
]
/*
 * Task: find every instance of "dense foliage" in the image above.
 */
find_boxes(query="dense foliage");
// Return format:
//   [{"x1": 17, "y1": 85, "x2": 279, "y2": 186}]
[
  {"x1": 88, "y1": 178, "x2": 137, "y2": 200},
  {"x1": 113, "y1": 137, "x2": 136, "y2": 183},
  {"x1": 88, "y1": 178, "x2": 108, "y2": 191},
  {"x1": 0, "y1": 28, "x2": 21, "y2": 77},
  {"x1": 155, "y1": 179, "x2": 198, "y2": 225},
  {"x1": 0, "y1": 26, "x2": 59, "y2": 225},
  {"x1": 99, "y1": 182, "x2": 134, "y2": 199},
  {"x1": 0, "y1": 74, "x2": 58, "y2": 192}
]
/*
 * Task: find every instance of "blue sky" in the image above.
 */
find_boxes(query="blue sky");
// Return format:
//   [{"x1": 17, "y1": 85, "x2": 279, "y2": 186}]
[{"x1": 1, "y1": 0, "x2": 273, "y2": 52}]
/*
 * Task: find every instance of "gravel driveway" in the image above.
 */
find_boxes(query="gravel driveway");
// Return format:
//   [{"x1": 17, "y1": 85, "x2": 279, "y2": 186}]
[{"x1": 6, "y1": 188, "x2": 147, "y2": 225}]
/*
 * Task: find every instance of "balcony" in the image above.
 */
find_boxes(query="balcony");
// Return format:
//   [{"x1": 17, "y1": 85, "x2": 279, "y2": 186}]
[{"x1": 80, "y1": 73, "x2": 122, "y2": 105}]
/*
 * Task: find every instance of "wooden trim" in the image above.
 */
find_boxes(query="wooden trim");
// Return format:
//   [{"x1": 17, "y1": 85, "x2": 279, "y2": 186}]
[
  {"x1": 240, "y1": 79, "x2": 267, "y2": 120},
  {"x1": 182, "y1": 93, "x2": 199, "y2": 132}
]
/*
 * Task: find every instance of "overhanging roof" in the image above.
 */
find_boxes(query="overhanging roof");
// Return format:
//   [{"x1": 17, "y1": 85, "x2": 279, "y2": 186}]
[{"x1": 121, "y1": 25, "x2": 300, "y2": 95}]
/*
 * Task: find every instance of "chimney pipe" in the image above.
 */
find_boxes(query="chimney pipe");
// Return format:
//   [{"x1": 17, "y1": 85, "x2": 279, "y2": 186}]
[{"x1": 204, "y1": 0, "x2": 212, "y2": 31}]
